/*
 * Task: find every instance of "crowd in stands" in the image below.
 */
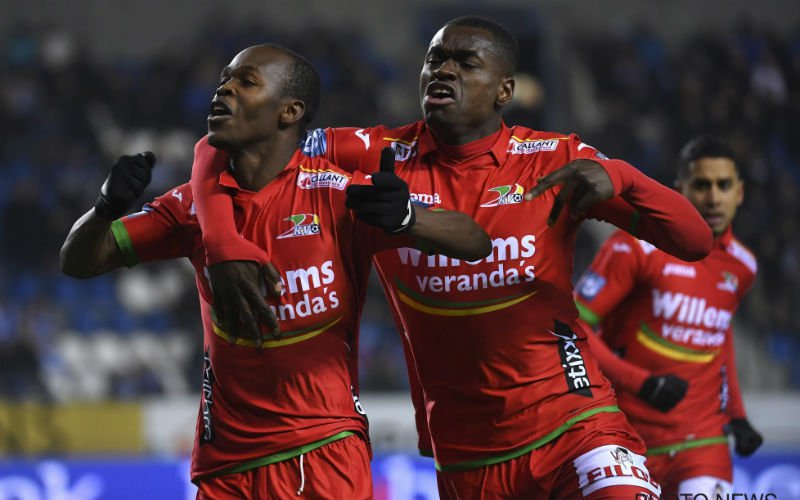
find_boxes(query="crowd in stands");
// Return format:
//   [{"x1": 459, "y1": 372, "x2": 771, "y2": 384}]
[{"x1": 0, "y1": 16, "x2": 797, "y2": 403}]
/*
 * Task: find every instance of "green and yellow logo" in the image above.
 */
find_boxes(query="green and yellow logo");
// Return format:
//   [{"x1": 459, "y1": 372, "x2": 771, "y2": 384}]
[
  {"x1": 277, "y1": 213, "x2": 321, "y2": 239},
  {"x1": 480, "y1": 184, "x2": 525, "y2": 207}
]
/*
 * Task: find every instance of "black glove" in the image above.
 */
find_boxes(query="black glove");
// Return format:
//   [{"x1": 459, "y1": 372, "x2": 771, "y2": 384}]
[
  {"x1": 94, "y1": 152, "x2": 156, "y2": 220},
  {"x1": 637, "y1": 374, "x2": 688, "y2": 412},
  {"x1": 346, "y1": 147, "x2": 415, "y2": 233},
  {"x1": 726, "y1": 418, "x2": 763, "y2": 457}
]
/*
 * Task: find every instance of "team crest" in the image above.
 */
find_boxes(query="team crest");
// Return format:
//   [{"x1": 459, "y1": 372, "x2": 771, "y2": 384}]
[
  {"x1": 276, "y1": 213, "x2": 321, "y2": 239},
  {"x1": 480, "y1": 184, "x2": 525, "y2": 207},
  {"x1": 716, "y1": 271, "x2": 739, "y2": 293}
]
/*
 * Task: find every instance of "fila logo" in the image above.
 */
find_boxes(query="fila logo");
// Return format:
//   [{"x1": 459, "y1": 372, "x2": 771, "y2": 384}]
[
  {"x1": 662, "y1": 263, "x2": 696, "y2": 278},
  {"x1": 172, "y1": 190, "x2": 183, "y2": 203},
  {"x1": 355, "y1": 129, "x2": 370, "y2": 149}
]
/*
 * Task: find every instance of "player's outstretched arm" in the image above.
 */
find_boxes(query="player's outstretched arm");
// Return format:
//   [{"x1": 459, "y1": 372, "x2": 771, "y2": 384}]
[
  {"x1": 60, "y1": 152, "x2": 156, "y2": 278},
  {"x1": 526, "y1": 158, "x2": 712, "y2": 261},
  {"x1": 346, "y1": 148, "x2": 491, "y2": 260}
]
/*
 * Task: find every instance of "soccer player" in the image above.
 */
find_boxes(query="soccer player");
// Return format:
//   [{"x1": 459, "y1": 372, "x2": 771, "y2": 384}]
[
  {"x1": 59, "y1": 44, "x2": 491, "y2": 499},
  {"x1": 188, "y1": 18, "x2": 715, "y2": 499},
  {"x1": 575, "y1": 136, "x2": 763, "y2": 498}
]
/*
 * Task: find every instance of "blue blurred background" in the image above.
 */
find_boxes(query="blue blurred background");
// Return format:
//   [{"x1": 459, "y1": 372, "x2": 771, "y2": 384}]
[{"x1": 0, "y1": 0, "x2": 798, "y2": 498}]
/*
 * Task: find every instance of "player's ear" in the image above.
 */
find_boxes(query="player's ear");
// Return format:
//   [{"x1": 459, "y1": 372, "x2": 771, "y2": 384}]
[
  {"x1": 496, "y1": 76, "x2": 515, "y2": 108},
  {"x1": 279, "y1": 99, "x2": 305, "y2": 127}
]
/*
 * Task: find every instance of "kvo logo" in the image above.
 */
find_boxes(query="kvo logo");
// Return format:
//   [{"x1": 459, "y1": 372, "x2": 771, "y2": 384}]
[
  {"x1": 549, "y1": 320, "x2": 593, "y2": 397},
  {"x1": 480, "y1": 184, "x2": 525, "y2": 207},
  {"x1": 277, "y1": 214, "x2": 321, "y2": 239}
]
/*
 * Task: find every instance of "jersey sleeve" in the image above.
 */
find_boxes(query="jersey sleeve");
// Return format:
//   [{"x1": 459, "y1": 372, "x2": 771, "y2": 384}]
[
  {"x1": 581, "y1": 321, "x2": 650, "y2": 394},
  {"x1": 575, "y1": 230, "x2": 643, "y2": 330},
  {"x1": 189, "y1": 136, "x2": 268, "y2": 265},
  {"x1": 724, "y1": 328, "x2": 747, "y2": 419},
  {"x1": 324, "y1": 127, "x2": 385, "y2": 174},
  {"x1": 112, "y1": 184, "x2": 194, "y2": 266},
  {"x1": 568, "y1": 135, "x2": 713, "y2": 262}
]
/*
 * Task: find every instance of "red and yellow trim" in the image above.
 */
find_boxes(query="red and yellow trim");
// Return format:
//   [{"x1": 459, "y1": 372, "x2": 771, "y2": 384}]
[
  {"x1": 212, "y1": 316, "x2": 341, "y2": 348},
  {"x1": 395, "y1": 279, "x2": 537, "y2": 317},
  {"x1": 636, "y1": 323, "x2": 719, "y2": 363}
]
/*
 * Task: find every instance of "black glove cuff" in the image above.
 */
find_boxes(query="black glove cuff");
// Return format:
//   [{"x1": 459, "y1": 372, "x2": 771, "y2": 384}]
[
  {"x1": 94, "y1": 193, "x2": 123, "y2": 221},
  {"x1": 390, "y1": 200, "x2": 416, "y2": 234}
]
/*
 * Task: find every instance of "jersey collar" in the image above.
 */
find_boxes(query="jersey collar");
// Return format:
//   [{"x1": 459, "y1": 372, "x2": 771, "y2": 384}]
[
  {"x1": 417, "y1": 121, "x2": 511, "y2": 167},
  {"x1": 218, "y1": 149, "x2": 306, "y2": 196},
  {"x1": 715, "y1": 225, "x2": 734, "y2": 249}
]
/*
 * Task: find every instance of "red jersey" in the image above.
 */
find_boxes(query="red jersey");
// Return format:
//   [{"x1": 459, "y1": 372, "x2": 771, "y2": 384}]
[
  {"x1": 575, "y1": 228, "x2": 756, "y2": 449},
  {"x1": 190, "y1": 121, "x2": 712, "y2": 469},
  {"x1": 112, "y1": 151, "x2": 413, "y2": 480}
]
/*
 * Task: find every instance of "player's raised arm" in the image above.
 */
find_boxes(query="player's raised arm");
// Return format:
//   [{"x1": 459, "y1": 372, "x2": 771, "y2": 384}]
[
  {"x1": 60, "y1": 152, "x2": 156, "y2": 278},
  {"x1": 346, "y1": 148, "x2": 492, "y2": 260}
]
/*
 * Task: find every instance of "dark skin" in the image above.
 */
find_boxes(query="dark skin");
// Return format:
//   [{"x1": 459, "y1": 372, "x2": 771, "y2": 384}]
[
  {"x1": 206, "y1": 25, "x2": 614, "y2": 335},
  {"x1": 421, "y1": 25, "x2": 615, "y2": 224},
  {"x1": 63, "y1": 44, "x2": 491, "y2": 345}
]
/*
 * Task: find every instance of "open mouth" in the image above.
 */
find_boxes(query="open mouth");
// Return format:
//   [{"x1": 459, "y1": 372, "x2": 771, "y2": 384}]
[
  {"x1": 208, "y1": 100, "x2": 233, "y2": 122},
  {"x1": 424, "y1": 82, "x2": 456, "y2": 106}
]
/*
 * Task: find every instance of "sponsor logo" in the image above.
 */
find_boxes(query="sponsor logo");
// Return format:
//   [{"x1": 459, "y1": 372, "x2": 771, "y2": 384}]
[
  {"x1": 355, "y1": 129, "x2": 370, "y2": 149},
  {"x1": 297, "y1": 167, "x2": 349, "y2": 191},
  {"x1": 171, "y1": 189, "x2": 183, "y2": 203},
  {"x1": 276, "y1": 213, "x2": 321, "y2": 239},
  {"x1": 586, "y1": 464, "x2": 659, "y2": 489},
  {"x1": 611, "y1": 447, "x2": 633, "y2": 467},
  {"x1": 663, "y1": 263, "x2": 696, "y2": 278},
  {"x1": 409, "y1": 192, "x2": 441, "y2": 207},
  {"x1": 652, "y1": 289, "x2": 733, "y2": 331},
  {"x1": 301, "y1": 128, "x2": 328, "y2": 157},
  {"x1": 507, "y1": 137, "x2": 559, "y2": 154},
  {"x1": 577, "y1": 272, "x2": 606, "y2": 301},
  {"x1": 201, "y1": 350, "x2": 215, "y2": 443},
  {"x1": 480, "y1": 184, "x2": 525, "y2": 207},
  {"x1": 716, "y1": 271, "x2": 739, "y2": 293},
  {"x1": 549, "y1": 320, "x2": 593, "y2": 397},
  {"x1": 577, "y1": 142, "x2": 609, "y2": 159},
  {"x1": 612, "y1": 242, "x2": 632, "y2": 253},
  {"x1": 390, "y1": 140, "x2": 416, "y2": 161}
]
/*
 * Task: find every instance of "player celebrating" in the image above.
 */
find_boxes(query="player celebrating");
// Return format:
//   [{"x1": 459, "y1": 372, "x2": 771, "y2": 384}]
[
  {"x1": 188, "y1": 18, "x2": 715, "y2": 498},
  {"x1": 60, "y1": 44, "x2": 490, "y2": 499},
  {"x1": 575, "y1": 136, "x2": 763, "y2": 498}
]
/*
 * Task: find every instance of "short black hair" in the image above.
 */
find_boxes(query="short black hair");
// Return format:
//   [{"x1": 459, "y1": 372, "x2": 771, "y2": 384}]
[
  {"x1": 444, "y1": 16, "x2": 519, "y2": 75},
  {"x1": 677, "y1": 136, "x2": 739, "y2": 180},
  {"x1": 271, "y1": 45, "x2": 321, "y2": 127}
]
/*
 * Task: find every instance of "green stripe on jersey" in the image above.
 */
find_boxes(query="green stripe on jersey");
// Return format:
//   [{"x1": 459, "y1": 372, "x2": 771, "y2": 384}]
[
  {"x1": 646, "y1": 436, "x2": 728, "y2": 456},
  {"x1": 110, "y1": 220, "x2": 139, "y2": 267},
  {"x1": 575, "y1": 301, "x2": 602, "y2": 327},
  {"x1": 193, "y1": 431, "x2": 355, "y2": 483},
  {"x1": 435, "y1": 405, "x2": 620, "y2": 471}
]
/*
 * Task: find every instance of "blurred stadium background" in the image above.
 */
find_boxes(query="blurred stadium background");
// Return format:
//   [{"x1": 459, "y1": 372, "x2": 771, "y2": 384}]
[{"x1": 1, "y1": 0, "x2": 799, "y2": 498}]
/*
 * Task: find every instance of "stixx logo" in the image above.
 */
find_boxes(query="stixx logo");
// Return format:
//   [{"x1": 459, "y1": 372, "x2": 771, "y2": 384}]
[
  {"x1": 549, "y1": 320, "x2": 593, "y2": 397},
  {"x1": 277, "y1": 213, "x2": 321, "y2": 239},
  {"x1": 480, "y1": 184, "x2": 525, "y2": 207}
]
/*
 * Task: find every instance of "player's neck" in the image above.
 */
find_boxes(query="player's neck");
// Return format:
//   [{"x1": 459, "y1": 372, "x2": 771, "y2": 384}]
[
  {"x1": 228, "y1": 136, "x2": 298, "y2": 191},
  {"x1": 428, "y1": 116, "x2": 502, "y2": 145}
]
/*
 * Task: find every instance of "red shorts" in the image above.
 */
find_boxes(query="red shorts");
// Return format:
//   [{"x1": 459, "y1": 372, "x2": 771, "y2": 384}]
[
  {"x1": 195, "y1": 434, "x2": 372, "y2": 500},
  {"x1": 436, "y1": 410, "x2": 660, "y2": 499},
  {"x1": 646, "y1": 442, "x2": 731, "y2": 499}
]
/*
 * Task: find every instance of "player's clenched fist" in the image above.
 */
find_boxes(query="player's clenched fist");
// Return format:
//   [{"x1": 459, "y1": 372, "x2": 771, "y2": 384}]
[
  {"x1": 94, "y1": 152, "x2": 156, "y2": 220},
  {"x1": 346, "y1": 147, "x2": 416, "y2": 234},
  {"x1": 524, "y1": 159, "x2": 615, "y2": 225}
]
